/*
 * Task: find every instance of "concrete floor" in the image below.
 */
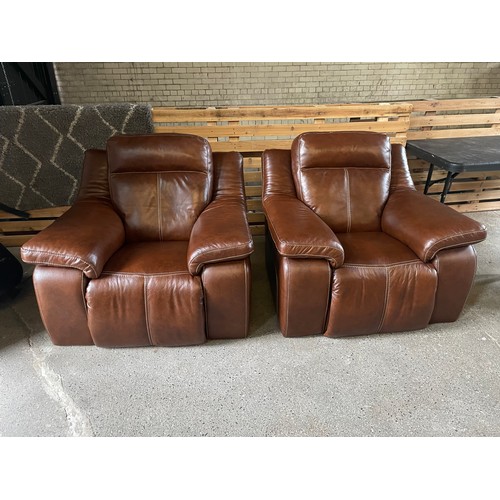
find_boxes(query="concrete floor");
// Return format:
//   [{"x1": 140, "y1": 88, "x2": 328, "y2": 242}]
[{"x1": 0, "y1": 212, "x2": 499, "y2": 437}]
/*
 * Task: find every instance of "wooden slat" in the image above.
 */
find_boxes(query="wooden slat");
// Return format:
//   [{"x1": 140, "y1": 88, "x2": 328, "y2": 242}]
[
  {"x1": 439, "y1": 190, "x2": 500, "y2": 203},
  {"x1": 0, "y1": 234, "x2": 33, "y2": 247},
  {"x1": 410, "y1": 98, "x2": 500, "y2": 113},
  {"x1": 410, "y1": 113, "x2": 500, "y2": 128},
  {"x1": 451, "y1": 200, "x2": 500, "y2": 212},
  {"x1": 0, "y1": 206, "x2": 70, "y2": 220},
  {"x1": 211, "y1": 137, "x2": 407, "y2": 153},
  {"x1": 0, "y1": 206, "x2": 70, "y2": 247},
  {"x1": 243, "y1": 157, "x2": 262, "y2": 168},
  {"x1": 247, "y1": 213, "x2": 266, "y2": 223},
  {"x1": 407, "y1": 127, "x2": 500, "y2": 141},
  {"x1": 245, "y1": 186, "x2": 262, "y2": 197},
  {"x1": 426, "y1": 178, "x2": 500, "y2": 194},
  {"x1": 155, "y1": 118, "x2": 410, "y2": 137},
  {"x1": 246, "y1": 199, "x2": 263, "y2": 211},
  {"x1": 0, "y1": 219, "x2": 54, "y2": 232},
  {"x1": 250, "y1": 225, "x2": 265, "y2": 236},
  {"x1": 407, "y1": 158, "x2": 431, "y2": 170},
  {"x1": 152, "y1": 103, "x2": 413, "y2": 123},
  {"x1": 244, "y1": 171, "x2": 262, "y2": 183}
]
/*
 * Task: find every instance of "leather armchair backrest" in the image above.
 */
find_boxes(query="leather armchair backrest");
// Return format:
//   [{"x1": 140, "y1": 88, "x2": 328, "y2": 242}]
[
  {"x1": 107, "y1": 134, "x2": 213, "y2": 241},
  {"x1": 291, "y1": 131, "x2": 391, "y2": 232}
]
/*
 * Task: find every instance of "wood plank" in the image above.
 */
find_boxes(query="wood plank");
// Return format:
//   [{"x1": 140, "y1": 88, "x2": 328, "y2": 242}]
[
  {"x1": 152, "y1": 103, "x2": 413, "y2": 123},
  {"x1": 250, "y1": 225, "x2": 265, "y2": 236},
  {"x1": 426, "y1": 182, "x2": 500, "y2": 195},
  {"x1": 407, "y1": 158, "x2": 431, "y2": 169},
  {"x1": 247, "y1": 213, "x2": 266, "y2": 223},
  {"x1": 411, "y1": 172, "x2": 436, "y2": 183},
  {"x1": 211, "y1": 137, "x2": 406, "y2": 152},
  {"x1": 441, "y1": 190, "x2": 500, "y2": 203},
  {"x1": 247, "y1": 199, "x2": 263, "y2": 211},
  {"x1": 0, "y1": 234, "x2": 33, "y2": 247},
  {"x1": 438, "y1": 178, "x2": 500, "y2": 191},
  {"x1": 245, "y1": 186, "x2": 262, "y2": 197},
  {"x1": 410, "y1": 113, "x2": 500, "y2": 128},
  {"x1": 0, "y1": 219, "x2": 54, "y2": 232},
  {"x1": 410, "y1": 98, "x2": 500, "y2": 113},
  {"x1": 451, "y1": 200, "x2": 500, "y2": 212},
  {"x1": 243, "y1": 157, "x2": 262, "y2": 168},
  {"x1": 407, "y1": 127, "x2": 500, "y2": 140},
  {"x1": 0, "y1": 206, "x2": 70, "y2": 219},
  {"x1": 244, "y1": 171, "x2": 262, "y2": 183},
  {"x1": 155, "y1": 118, "x2": 410, "y2": 137}
]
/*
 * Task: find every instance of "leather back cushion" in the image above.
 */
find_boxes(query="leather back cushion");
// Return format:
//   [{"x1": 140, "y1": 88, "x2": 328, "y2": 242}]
[
  {"x1": 107, "y1": 134, "x2": 213, "y2": 241},
  {"x1": 291, "y1": 132, "x2": 391, "y2": 232}
]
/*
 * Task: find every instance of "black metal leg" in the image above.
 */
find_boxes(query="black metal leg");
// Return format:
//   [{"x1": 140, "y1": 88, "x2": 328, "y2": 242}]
[
  {"x1": 424, "y1": 163, "x2": 435, "y2": 194},
  {"x1": 440, "y1": 171, "x2": 454, "y2": 203}
]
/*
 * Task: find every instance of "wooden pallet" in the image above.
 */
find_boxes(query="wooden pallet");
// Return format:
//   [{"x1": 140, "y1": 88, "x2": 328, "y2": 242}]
[
  {"x1": 0, "y1": 206, "x2": 69, "y2": 247},
  {"x1": 408, "y1": 97, "x2": 500, "y2": 140},
  {"x1": 407, "y1": 97, "x2": 500, "y2": 211},
  {"x1": 152, "y1": 103, "x2": 412, "y2": 235},
  {"x1": 4, "y1": 98, "x2": 499, "y2": 247}
]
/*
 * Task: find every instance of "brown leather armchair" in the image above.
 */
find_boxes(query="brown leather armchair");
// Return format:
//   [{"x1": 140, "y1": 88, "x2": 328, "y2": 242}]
[
  {"x1": 21, "y1": 134, "x2": 253, "y2": 347},
  {"x1": 263, "y1": 131, "x2": 487, "y2": 338}
]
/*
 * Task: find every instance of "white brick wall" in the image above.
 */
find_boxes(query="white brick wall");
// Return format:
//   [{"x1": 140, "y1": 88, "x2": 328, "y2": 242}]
[{"x1": 54, "y1": 62, "x2": 500, "y2": 106}]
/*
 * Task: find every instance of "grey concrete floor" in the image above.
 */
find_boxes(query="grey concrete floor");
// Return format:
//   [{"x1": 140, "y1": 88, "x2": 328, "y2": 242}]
[{"x1": 0, "y1": 211, "x2": 499, "y2": 437}]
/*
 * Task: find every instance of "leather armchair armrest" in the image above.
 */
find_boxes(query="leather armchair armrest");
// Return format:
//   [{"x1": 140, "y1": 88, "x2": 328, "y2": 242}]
[
  {"x1": 21, "y1": 201, "x2": 125, "y2": 278},
  {"x1": 382, "y1": 190, "x2": 487, "y2": 262},
  {"x1": 263, "y1": 194, "x2": 345, "y2": 267},
  {"x1": 187, "y1": 198, "x2": 253, "y2": 275}
]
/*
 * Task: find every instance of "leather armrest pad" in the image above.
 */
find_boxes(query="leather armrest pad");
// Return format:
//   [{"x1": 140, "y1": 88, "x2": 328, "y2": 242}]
[
  {"x1": 187, "y1": 198, "x2": 253, "y2": 275},
  {"x1": 21, "y1": 201, "x2": 125, "y2": 278},
  {"x1": 263, "y1": 195, "x2": 344, "y2": 267},
  {"x1": 382, "y1": 190, "x2": 487, "y2": 262}
]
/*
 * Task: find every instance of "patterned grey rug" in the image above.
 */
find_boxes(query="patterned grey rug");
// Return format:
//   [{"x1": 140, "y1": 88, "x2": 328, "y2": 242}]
[{"x1": 0, "y1": 104, "x2": 153, "y2": 210}]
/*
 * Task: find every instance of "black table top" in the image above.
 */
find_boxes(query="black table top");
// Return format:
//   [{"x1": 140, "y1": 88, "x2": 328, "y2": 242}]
[{"x1": 406, "y1": 135, "x2": 500, "y2": 172}]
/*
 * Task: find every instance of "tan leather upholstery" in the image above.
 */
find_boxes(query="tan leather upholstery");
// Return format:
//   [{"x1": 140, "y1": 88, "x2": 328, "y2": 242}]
[
  {"x1": 263, "y1": 131, "x2": 487, "y2": 338},
  {"x1": 22, "y1": 134, "x2": 253, "y2": 347}
]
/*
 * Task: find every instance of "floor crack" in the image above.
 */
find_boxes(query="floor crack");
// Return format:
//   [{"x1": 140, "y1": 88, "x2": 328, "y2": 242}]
[
  {"x1": 483, "y1": 331, "x2": 500, "y2": 351},
  {"x1": 12, "y1": 305, "x2": 95, "y2": 437}
]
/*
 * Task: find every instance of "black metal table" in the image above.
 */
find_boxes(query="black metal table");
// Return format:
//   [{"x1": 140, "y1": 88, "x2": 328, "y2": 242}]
[{"x1": 406, "y1": 136, "x2": 500, "y2": 202}]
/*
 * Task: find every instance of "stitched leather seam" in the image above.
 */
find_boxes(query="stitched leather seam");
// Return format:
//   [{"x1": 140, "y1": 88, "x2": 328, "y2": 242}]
[
  {"x1": 194, "y1": 250, "x2": 254, "y2": 275},
  {"x1": 193, "y1": 241, "x2": 250, "y2": 257},
  {"x1": 285, "y1": 259, "x2": 290, "y2": 335},
  {"x1": 424, "y1": 230, "x2": 486, "y2": 261},
  {"x1": 377, "y1": 267, "x2": 390, "y2": 333},
  {"x1": 244, "y1": 259, "x2": 249, "y2": 337},
  {"x1": 266, "y1": 216, "x2": 340, "y2": 266},
  {"x1": 343, "y1": 259, "x2": 421, "y2": 268},
  {"x1": 157, "y1": 173, "x2": 162, "y2": 241},
  {"x1": 144, "y1": 276, "x2": 153, "y2": 346},
  {"x1": 345, "y1": 168, "x2": 351, "y2": 233},
  {"x1": 190, "y1": 242, "x2": 251, "y2": 267},
  {"x1": 101, "y1": 271, "x2": 190, "y2": 276},
  {"x1": 21, "y1": 249, "x2": 96, "y2": 277},
  {"x1": 322, "y1": 264, "x2": 332, "y2": 334}
]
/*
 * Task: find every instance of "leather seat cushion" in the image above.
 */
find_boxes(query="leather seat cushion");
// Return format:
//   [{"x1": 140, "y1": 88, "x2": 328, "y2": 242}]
[
  {"x1": 325, "y1": 232, "x2": 438, "y2": 337},
  {"x1": 337, "y1": 232, "x2": 420, "y2": 266},
  {"x1": 86, "y1": 241, "x2": 205, "y2": 347}
]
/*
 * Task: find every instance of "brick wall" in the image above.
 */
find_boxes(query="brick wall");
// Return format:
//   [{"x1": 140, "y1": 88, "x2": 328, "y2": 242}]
[{"x1": 54, "y1": 62, "x2": 500, "y2": 106}]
